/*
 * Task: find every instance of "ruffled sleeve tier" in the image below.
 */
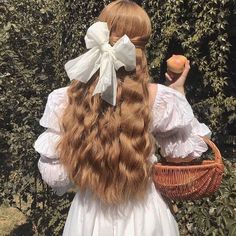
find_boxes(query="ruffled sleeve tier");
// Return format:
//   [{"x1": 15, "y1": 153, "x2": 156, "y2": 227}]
[
  {"x1": 33, "y1": 84, "x2": 212, "y2": 236},
  {"x1": 33, "y1": 87, "x2": 72, "y2": 196},
  {"x1": 34, "y1": 84, "x2": 211, "y2": 196},
  {"x1": 151, "y1": 84, "x2": 211, "y2": 159}
]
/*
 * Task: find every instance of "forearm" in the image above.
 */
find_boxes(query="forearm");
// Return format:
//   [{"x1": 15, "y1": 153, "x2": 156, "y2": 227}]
[
  {"x1": 168, "y1": 84, "x2": 185, "y2": 95},
  {"x1": 165, "y1": 59, "x2": 190, "y2": 96}
]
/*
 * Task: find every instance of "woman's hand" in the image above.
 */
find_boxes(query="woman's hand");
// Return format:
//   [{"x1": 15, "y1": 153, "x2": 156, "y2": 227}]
[{"x1": 165, "y1": 60, "x2": 191, "y2": 95}]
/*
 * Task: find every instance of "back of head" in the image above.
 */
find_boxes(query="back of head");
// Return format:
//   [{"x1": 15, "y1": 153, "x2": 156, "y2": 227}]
[
  {"x1": 57, "y1": 0, "x2": 155, "y2": 205},
  {"x1": 99, "y1": 0, "x2": 151, "y2": 47}
]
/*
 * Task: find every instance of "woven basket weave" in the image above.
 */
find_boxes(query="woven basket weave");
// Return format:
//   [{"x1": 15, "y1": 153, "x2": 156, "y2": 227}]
[{"x1": 153, "y1": 137, "x2": 224, "y2": 200}]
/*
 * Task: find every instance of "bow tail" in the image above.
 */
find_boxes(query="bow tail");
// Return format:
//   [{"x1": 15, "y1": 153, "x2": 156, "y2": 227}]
[
  {"x1": 93, "y1": 54, "x2": 117, "y2": 106},
  {"x1": 101, "y1": 68, "x2": 117, "y2": 106}
]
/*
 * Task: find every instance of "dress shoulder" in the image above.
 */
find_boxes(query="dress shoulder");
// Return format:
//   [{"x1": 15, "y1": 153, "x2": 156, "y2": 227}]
[
  {"x1": 151, "y1": 84, "x2": 194, "y2": 133},
  {"x1": 39, "y1": 86, "x2": 69, "y2": 132}
]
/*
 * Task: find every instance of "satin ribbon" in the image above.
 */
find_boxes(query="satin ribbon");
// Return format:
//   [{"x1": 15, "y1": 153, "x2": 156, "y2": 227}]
[{"x1": 64, "y1": 22, "x2": 136, "y2": 106}]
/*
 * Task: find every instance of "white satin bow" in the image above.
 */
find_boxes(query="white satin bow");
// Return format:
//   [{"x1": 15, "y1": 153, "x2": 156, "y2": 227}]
[{"x1": 64, "y1": 22, "x2": 136, "y2": 106}]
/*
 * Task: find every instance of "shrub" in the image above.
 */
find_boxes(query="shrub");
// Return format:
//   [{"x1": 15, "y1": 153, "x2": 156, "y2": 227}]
[{"x1": 0, "y1": 0, "x2": 235, "y2": 235}]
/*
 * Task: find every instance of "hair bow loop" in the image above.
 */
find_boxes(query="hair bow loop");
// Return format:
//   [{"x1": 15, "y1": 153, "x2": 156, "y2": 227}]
[{"x1": 64, "y1": 22, "x2": 136, "y2": 106}]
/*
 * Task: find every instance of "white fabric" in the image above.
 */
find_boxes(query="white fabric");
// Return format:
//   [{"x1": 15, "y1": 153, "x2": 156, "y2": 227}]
[
  {"x1": 64, "y1": 22, "x2": 136, "y2": 106},
  {"x1": 63, "y1": 184, "x2": 179, "y2": 236},
  {"x1": 38, "y1": 155, "x2": 72, "y2": 196},
  {"x1": 39, "y1": 86, "x2": 68, "y2": 132},
  {"x1": 34, "y1": 84, "x2": 212, "y2": 236},
  {"x1": 151, "y1": 84, "x2": 211, "y2": 158},
  {"x1": 34, "y1": 129, "x2": 60, "y2": 158}
]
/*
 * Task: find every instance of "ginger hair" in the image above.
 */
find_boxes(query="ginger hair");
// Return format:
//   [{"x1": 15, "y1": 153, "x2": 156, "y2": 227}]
[{"x1": 57, "y1": 0, "x2": 155, "y2": 204}]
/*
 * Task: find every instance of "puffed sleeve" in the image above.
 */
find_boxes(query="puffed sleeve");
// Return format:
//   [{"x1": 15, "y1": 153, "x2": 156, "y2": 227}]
[
  {"x1": 151, "y1": 84, "x2": 211, "y2": 159},
  {"x1": 33, "y1": 87, "x2": 72, "y2": 196}
]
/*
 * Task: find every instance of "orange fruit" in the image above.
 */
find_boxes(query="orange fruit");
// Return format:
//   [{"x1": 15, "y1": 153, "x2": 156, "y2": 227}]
[{"x1": 167, "y1": 55, "x2": 187, "y2": 74}]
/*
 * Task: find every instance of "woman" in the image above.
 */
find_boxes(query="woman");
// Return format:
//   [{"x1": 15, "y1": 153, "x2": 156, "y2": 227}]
[{"x1": 34, "y1": 1, "x2": 211, "y2": 235}]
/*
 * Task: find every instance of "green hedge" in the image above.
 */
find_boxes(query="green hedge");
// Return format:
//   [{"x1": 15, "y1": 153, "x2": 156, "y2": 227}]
[{"x1": 0, "y1": 0, "x2": 235, "y2": 235}]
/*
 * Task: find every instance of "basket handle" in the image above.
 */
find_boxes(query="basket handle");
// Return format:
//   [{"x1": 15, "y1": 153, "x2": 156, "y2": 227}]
[{"x1": 202, "y1": 137, "x2": 222, "y2": 164}]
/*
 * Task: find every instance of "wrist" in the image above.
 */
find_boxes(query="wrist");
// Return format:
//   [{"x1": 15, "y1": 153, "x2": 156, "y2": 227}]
[{"x1": 169, "y1": 85, "x2": 185, "y2": 95}]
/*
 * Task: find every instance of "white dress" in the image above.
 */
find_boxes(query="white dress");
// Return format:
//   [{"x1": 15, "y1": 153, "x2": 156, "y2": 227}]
[{"x1": 34, "y1": 84, "x2": 211, "y2": 236}]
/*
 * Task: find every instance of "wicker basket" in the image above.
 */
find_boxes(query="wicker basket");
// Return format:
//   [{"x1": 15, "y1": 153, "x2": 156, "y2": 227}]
[{"x1": 153, "y1": 137, "x2": 224, "y2": 200}]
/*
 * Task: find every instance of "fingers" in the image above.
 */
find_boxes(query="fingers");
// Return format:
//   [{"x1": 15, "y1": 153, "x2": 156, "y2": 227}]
[
  {"x1": 185, "y1": 60, "x2": 190, "y2": 70},
  {"x1": 181, "y1": 60, "x2": 190, "y2": 78},
  {"x1": 165, "y1": 73, "x2": 172, "y2": 82}
]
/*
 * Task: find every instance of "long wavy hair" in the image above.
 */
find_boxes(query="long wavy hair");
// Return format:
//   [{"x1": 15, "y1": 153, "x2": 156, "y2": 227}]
[{"x1": 57, "y1": 0, "x2": 155, "y2": 204}]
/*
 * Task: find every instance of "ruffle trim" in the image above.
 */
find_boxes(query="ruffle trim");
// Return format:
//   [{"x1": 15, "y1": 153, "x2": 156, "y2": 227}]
[
  {"x1": 34, "y1": 129, "x2": 60, "y2": 158},
  {"x1": 39, "y1": 86, "x2": 69, "y2": 132},
  {"x1": 157, "y1": 134, "x2": 208, "y2": 158},
  {"x1": 38, "y1": 157, "x2": 71, "y2": 196},
  {"x1": 191, "y1": 118, "x2": 212, "y2": 137},
  {"x1": 154, "y1": 117, "x2": 211, "y2": 158},
  {"x1": 152, "y1": 84, "x2": 194, "y2": 133},
  {"x1": 159, "y1": 136, "x2": 208, "y2": 158}
]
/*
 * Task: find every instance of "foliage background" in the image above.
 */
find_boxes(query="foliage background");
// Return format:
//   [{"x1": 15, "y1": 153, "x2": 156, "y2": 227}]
[{"x1": 0, "y1": 0, "x2": 235, "y2": 235}]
